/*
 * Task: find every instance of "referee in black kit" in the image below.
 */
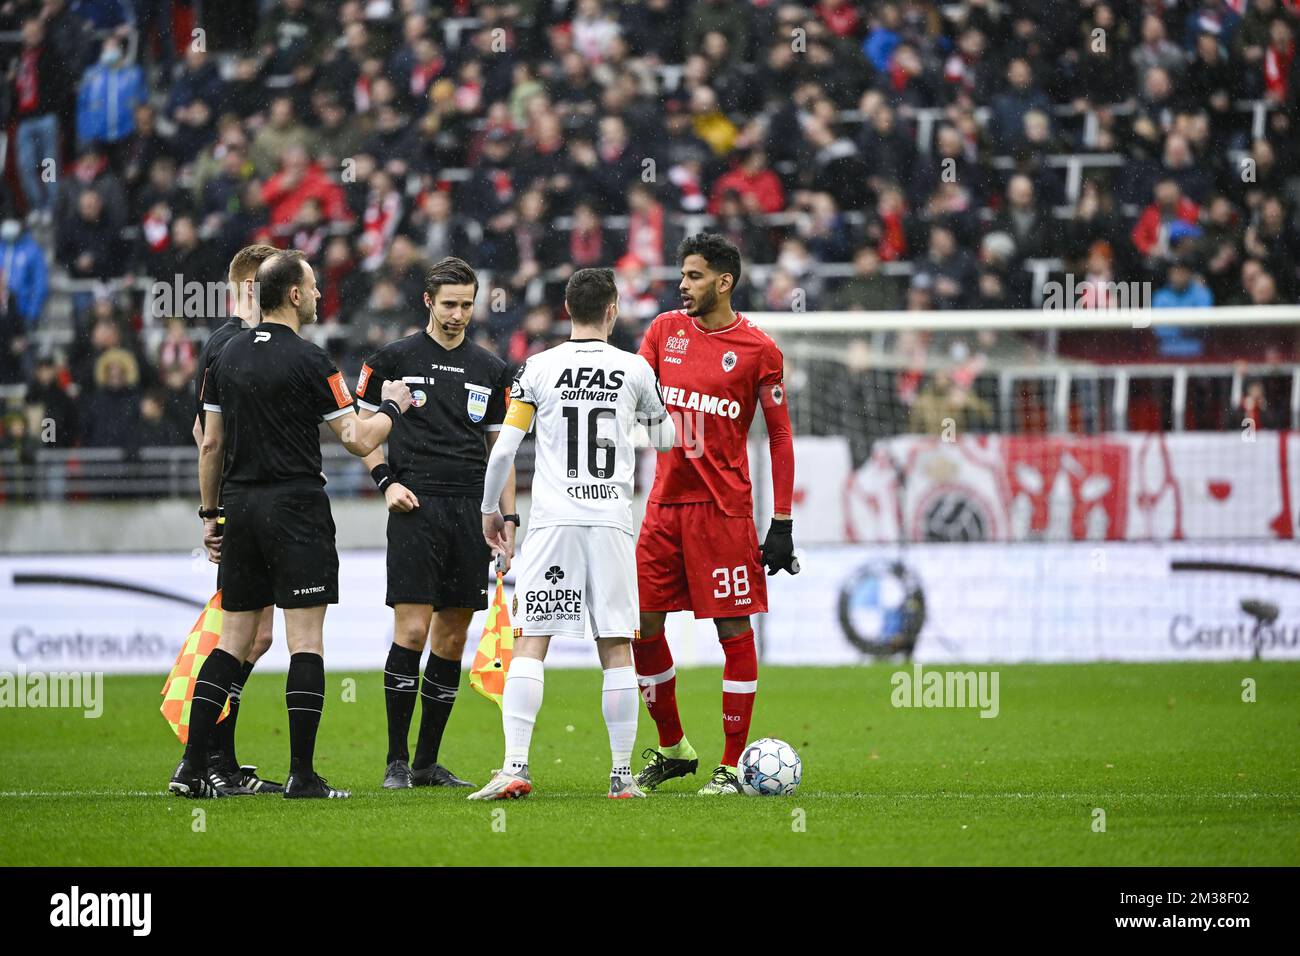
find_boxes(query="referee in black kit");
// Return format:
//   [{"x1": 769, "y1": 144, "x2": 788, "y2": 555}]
[
  {"x1": 172, "y1": 250, "x2": 413, "y2": 800},
  {"x1": 353, "y1": 257, "x2": 516, "y2": 790}
]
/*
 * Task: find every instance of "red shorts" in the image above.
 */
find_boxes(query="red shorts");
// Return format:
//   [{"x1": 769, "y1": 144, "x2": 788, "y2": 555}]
[{"x1": 637, "y1": 500, "x2": 767, "y2": 619}]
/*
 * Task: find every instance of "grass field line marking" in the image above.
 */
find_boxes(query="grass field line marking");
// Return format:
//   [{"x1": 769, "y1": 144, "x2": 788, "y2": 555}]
[
  {"x1": 0, "y1": 790, "x2": 1294, "y2": 800},
  {"x1": 0, "y1": 790, "x2": 163, "y2": 798},
  {"x1": 883, "y1": 791, "x2": 1297, "y2": 799}
]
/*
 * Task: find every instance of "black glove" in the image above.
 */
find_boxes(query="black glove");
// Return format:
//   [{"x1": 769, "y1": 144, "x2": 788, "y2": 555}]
[{"x1": 760, "y1": 518, "x2": 799, "y2": 576}]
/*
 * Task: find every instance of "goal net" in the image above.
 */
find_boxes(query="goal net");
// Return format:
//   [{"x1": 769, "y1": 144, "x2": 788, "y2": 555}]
[{"x1": 747, "y1": 307, "x2": 1300, "y2": 661}]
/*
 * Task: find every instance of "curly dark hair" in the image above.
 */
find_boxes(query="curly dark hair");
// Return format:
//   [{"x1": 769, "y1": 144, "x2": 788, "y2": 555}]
[{"x1": 677, "y1": 232, "x2": 742, "y2": 287}]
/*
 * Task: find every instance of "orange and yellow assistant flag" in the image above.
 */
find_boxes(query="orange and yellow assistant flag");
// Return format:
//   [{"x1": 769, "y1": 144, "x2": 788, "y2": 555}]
[
  {"x1": 160, "y1": 590, "x2": 230, "y2": 743},
  {"x1": 470, "y1": 572, "x2": 514, "y2": 709}
]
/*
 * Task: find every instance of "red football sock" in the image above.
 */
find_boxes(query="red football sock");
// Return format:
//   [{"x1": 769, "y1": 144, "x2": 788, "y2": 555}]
[
  {"x1": 633, "y1": 630, "x2": 684, "y2": 748},
  {"x1": 720, "y1": 629, "x2": 758, "y2": 767}
]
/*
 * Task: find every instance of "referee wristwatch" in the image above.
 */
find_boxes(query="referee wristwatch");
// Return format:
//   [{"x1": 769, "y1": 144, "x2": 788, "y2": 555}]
[
  {"x1": 198, "y1": 506, "x2": 221, "y2": 520},
  {"x1": 501, "y1": 514, "x2": 521, "y2": 526}
]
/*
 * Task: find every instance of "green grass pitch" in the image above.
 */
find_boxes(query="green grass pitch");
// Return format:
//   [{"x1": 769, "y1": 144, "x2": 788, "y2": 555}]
[{"x1": 0, "y1": 662, "x2": 1297, "y2": 866}]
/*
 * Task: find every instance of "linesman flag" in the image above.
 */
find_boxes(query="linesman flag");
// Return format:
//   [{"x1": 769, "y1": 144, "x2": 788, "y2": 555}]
[
  {"x1": 470, "y1": 559, "x2": 514, "y2": 708},
  {"x1": 160, "y1": 590, "x2": 230, "y2": 742}
]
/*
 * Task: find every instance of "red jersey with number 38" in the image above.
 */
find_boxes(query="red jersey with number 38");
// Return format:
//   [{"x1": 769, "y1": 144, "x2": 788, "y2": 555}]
[{"x1": 638, "y1": 309, "x2": 786, "y2": 518}]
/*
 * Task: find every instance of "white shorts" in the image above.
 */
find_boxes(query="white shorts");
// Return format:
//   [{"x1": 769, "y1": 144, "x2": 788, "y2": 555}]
[{"x1": 514, "y1": 524, "x2": 638, "y2": 640}]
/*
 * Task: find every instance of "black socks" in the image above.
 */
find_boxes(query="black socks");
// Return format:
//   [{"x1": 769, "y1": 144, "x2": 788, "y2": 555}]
[
  {"x1": 413, "y1": 652, "x2": 461, "y2": 771},
  {"x1": 286, "y1": 652, "x2": 325, "y2": 778},
  {"x1": 183, "y1": 648, "x2": 242, "y2": 767},
  {"x1": 383, "y1": 643, "x2": 422, "y2": 764}
]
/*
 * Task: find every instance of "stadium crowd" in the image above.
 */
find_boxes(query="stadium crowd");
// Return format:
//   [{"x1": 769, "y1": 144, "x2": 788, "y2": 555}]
[{"x1": 2, "y1": 0, "x2": 1299, "y2": 459}]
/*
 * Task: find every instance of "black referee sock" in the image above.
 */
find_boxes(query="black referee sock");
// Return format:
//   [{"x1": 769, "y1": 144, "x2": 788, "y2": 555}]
[
  {"x1": 213, "y1": 660, "x2": 255, "y2": 770},
  {"x1": 286, "y1": 652, "x2": 325, "y2": 779},
  {"x1": 383, "y1": 643, "x2": 422, "y2": 764},
  {"x1": 183, "y1": 648, "x2": 242, "y2": 768},
  {"x1": 412, "y1": 652, "x2": 461, "y2": 770}
]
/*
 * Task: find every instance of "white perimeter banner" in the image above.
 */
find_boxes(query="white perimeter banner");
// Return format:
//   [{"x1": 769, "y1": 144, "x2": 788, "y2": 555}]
[
  {"x1": 0, "y1": 551, "x2": 738, "y2": 674},
  {"x1": 2, "y1": 540, "x2": 1298, "y2": 671}
]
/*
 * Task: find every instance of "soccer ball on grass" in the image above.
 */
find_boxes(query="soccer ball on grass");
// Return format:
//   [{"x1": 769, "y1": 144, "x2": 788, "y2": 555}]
[{"x1": 738, "y1": 737, "x2": 801, "y2": 796}]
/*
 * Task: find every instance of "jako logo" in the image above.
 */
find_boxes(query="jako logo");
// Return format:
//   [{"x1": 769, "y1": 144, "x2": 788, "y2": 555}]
[
  {"x1": 50, "y1": 886, "x2": 151, "y2": 936},
  {"x1": 253, "y1": 330, "x2": 271, "y2": 343}
]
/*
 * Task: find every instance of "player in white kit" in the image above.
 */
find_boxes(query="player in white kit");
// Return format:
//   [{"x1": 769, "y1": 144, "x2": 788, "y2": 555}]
[{"x1": 471, "y1": 268, "x2": 675, "y2": 800}]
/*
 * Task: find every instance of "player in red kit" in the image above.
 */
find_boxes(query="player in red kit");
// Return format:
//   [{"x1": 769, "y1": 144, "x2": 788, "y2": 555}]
[{"x1": 632, "y1": 233, "x2": 798, "y2": 795}]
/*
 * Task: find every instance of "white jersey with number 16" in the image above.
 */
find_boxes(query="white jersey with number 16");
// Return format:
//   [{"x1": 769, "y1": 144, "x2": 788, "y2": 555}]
[{"x1": 510, "y1": 340, "x2": 668, "y2": 534}]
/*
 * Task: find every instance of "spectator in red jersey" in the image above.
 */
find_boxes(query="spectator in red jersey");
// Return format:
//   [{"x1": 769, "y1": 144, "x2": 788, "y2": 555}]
[
  {"x1": 708, "y1": 147, "x2": 785, "y2": 215},
  {"x1": 817, "y1": 0, "x2": 863, "y2": 40},
  {"x1": 260, "y1": 146, "x2": 353, "y2": 231},
  {"x1": 1077, "y1": 241, "x2": 1120, "y2": 311},
  {"x1": 563, "y1": 200, "x2": 610, "y2": 274},
  {"x1": 871, "y1": 184, "x2": 911, "y2": 262},
  {"x1": 1132, "y1": 180, "x2": 1201, "y2": 262},
  {"x1": 1264, "y1": 17, "x2": 1297, "y2": 103},
  {"x1": 358, "y1": 170, "x2": 404, "y2": 271},
  {"x1": 626, "y1": 183, "x2": 667, "y2": 268}
]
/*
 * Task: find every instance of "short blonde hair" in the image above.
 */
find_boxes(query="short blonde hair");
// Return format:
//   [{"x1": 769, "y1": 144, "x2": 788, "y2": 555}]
[{"x1": 227, "y1": 244, "x2": 280, "y2": 285}]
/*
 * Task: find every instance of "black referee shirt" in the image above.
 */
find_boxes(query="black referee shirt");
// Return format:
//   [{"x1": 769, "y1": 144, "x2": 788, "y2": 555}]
[
  {"x1": 193, "y1": 317, "x2": 246, "y2": 431},
  {"x1": 356, "y1": 331, "x2": 511, "y2": 497},
  {"x1": 201, "y1": 322, "x2": 355, "y2": 488}
]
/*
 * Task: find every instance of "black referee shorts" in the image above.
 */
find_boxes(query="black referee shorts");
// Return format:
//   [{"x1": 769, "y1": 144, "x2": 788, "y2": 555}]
[
  {"x1": 386, "y1": 494, "x2": 492, "y2": 611},
  {"x1": 219, "y1": 485, "x2": 339, "y2": 612}
]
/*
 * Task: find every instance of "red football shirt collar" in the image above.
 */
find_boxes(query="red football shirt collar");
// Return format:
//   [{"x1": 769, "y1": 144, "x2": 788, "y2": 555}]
[{"x1": 690, "y1": 312, "x2": 744, "y2": 335}]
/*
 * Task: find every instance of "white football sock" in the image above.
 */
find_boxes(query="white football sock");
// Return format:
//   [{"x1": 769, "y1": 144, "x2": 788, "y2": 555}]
[
  {"x1": 602, "y1": 665, "x2": 639, "y2": 776},
  {"x1": 502, "y1": 656, "x2": 544, "y2": 773}
]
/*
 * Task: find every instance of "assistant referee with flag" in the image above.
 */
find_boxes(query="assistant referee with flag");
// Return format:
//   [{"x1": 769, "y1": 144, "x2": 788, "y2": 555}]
[{"x1": 170, "y1": 250, "x2": 413, "y2": 800}]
